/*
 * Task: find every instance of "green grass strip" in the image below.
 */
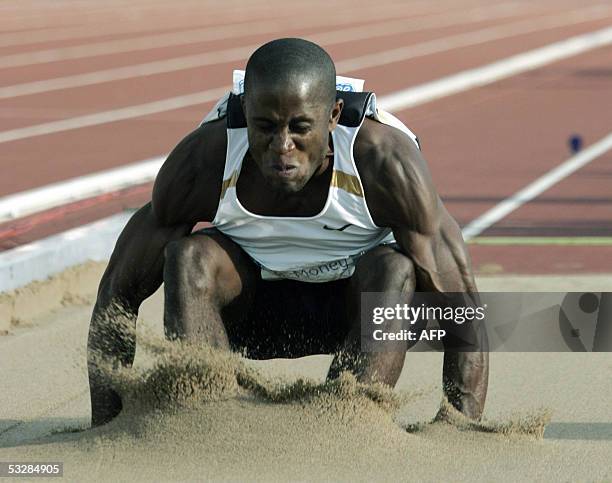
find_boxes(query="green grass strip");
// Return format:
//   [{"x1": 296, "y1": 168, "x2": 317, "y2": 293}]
[{"x1": 469, "y1": 237, "x2": 612, "y2": 246}]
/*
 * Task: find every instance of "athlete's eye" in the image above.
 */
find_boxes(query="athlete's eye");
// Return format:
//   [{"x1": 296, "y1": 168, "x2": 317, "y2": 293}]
[
  {"x1": 254, "y1": 121, "x2": 275, "y2": 133},
  {"x1": 290, "y1": 122, "x2": 311, "y2": 134}
]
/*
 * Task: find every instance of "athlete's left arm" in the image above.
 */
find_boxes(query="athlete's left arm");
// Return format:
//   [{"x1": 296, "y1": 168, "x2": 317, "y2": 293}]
[{"x1": 366, "y1": 126, "x2": 489, "y2": 420}]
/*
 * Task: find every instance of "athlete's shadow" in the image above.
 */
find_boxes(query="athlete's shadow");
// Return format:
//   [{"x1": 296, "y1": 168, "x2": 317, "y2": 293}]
[
  {"x1": 544, "y1": 422, "x2": 612, "y2": 441},
  {"x1": 0, "y1": 417, "x2": 88, "y2": 449}
]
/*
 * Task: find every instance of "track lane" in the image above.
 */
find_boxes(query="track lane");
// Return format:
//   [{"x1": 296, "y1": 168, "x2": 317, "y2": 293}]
[
  {"x1": 396, "y1": 44, "x2": 612, "y2": 226},
  {"x1": 2, "y1": 26, "x2": 611, "y2": 197},
  {"x1": 349, "y1": 14, "x2": 612, "y2": 93},
  {"x1": 393, "y1": 44, "x2": 612, "y2": 274},
  {"x1": 468, "y1": 144, "x2": 612, "y2": 238},
  {"x1": 0, "y1": 5, "x2": 535, "y2": 91},
  {"x1": 0, "y1": 0, "x2": 446, "y2": 53},
  {"x1": 0, "y1": 0, "x2": 479, "y2": 58},
  {"x1": 2, "y1": 14, "x2": 611, "y2": 195},
  {"x1": 0, "y1": 4, "x2": 556, "y2": 116}
]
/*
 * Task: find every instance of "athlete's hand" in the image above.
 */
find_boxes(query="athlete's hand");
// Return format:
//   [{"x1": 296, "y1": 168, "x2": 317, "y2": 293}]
[{"x1": 90, "y1": 384, "x2": 122, "y2": 427}]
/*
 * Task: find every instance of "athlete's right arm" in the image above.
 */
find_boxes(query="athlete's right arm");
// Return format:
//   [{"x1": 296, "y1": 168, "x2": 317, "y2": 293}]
[{"x1": 88, "y1": 120, "x2": 225, "y2": 427}]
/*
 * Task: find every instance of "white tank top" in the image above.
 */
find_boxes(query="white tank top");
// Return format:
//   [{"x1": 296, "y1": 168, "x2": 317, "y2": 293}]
[{"x1": 202, "y1": 77, "x2": 420, "y2": 283}]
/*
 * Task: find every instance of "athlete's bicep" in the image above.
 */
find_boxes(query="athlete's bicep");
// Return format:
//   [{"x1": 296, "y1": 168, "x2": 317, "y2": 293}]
[
  {"x1": 373, "y1": 131, "x2": 438, "y2": 262},
  {"x1": 377, "y1": 132, "x2": 471, "y2": 292},
  {"x1": 366, "y1": 124, "x2": 436, "y2": 225}
]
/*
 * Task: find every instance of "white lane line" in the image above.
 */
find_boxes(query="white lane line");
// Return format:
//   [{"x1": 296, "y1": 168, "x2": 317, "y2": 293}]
[
  {"x1": 0, "y1": 17, "x2": 610, "y2": 149},
  {"x1": 0, "y1": 45, "x2": 253, "y2": 100},
  {"x1": 0, "y1": 0, "x2": 435, "y2": 49},
  {"x1": 0, "y1": 2, "x2": 530, "y2": 99},
  {"x1": 1, "y1": 5, "x2": 606, "y2": 101},
  {"x1": 0, "y1": 0, "x2": 316, "y2": 47},
  {"x1": 461, "y1": 132, "x2": 612, "y2": 240},
  {"x1": 0, "y1": 157, "x2": 164, "y2": 222},
  {"x1": 2, "y1": 23, "x2": 612, "y2": 221},
  {"x1": 377, "y1": 24, "x2": 612, "y2": 111},
  {"x1": 336, "y1": 5, "x2": 611, "y2": 71},
  {"x1": 0, "y1": 3, "x2": 521, "y2": 69},
  {"x1": 0, "y1": 87, "x2": 228, "y2": 145}
]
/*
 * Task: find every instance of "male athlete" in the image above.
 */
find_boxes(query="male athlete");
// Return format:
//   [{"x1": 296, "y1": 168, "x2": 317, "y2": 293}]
[{"x1": 88, "y1": 38, "x2": 488, "y2": 427}]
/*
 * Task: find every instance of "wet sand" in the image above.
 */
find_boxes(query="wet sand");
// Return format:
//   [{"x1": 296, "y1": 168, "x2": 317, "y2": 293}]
[{"x1": 1, "y1": 264, "x2": 611, "y2": 481}]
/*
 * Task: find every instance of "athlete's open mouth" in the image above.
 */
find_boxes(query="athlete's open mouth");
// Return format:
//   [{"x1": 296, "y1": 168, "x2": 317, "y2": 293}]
[{"x1": 271, "y1": 163, "x2": 297, "y2": 177}]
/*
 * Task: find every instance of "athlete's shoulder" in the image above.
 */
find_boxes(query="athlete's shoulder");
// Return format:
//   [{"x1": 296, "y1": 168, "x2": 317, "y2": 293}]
[
  {"x1": 354, "y1": 118, "x2": 438, "y2": 230},
  {"x1": 152, "y1": 118, "x2": 227, "y2": 225},
  {"x1": 354, "y1": 117, "x2": 423, "y2": 182},
  {"x1": 178, "y1": 117, "x2": 228, "y2": 159}
]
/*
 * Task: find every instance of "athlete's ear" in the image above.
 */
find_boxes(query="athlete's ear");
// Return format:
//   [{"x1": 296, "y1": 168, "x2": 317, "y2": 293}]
[{"x1": 329, "y1": 98, "x2": 343, "y2": 131}]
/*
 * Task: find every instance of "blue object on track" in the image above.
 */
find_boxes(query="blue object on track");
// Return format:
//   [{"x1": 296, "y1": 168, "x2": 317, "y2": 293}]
[{"x1": 569, "y1": 134, "x2": 583, "y2": 154}]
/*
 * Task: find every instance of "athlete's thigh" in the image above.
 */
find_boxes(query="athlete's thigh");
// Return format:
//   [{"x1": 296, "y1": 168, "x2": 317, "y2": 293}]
[
  {"x1": 342, "y1": 243, "x2": 424, "y2": 351},
  {"x1": 227, "y1": 277, "x2": 352, "y2": 359},
  {"x1": 167, "y1": 227, "x2": 260, "y2": 326}
]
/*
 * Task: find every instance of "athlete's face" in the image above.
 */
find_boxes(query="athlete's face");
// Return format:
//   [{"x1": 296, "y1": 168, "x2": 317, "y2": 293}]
[{"x1": 243, "y1": 80, "x2": 343, "y2": 193}]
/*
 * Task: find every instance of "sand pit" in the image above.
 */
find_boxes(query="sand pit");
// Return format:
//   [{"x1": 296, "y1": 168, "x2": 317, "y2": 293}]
[{"x1": 1, "y1": 263, "x2": 612, "y2": 481}]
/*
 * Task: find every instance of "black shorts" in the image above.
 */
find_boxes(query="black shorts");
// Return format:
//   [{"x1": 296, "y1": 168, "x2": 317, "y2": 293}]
[
  {"x1": 223, "y1": 277, "x2": 353, "y2": 360},
  {"x1": 191, "y1": 227, "x2": 403, "y2": 360}
]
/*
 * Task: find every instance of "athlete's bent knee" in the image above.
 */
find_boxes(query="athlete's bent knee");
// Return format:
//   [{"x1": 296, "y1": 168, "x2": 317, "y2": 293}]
[
  {"x1": 164, "y1": 236, "x2": 221, "y2": 290},
  {"x1": 356, "y1": 246, "x2": 415, "y2": 291},
  {"x1": 381, "y1": 250, "x2": 414, "y2": 277}
]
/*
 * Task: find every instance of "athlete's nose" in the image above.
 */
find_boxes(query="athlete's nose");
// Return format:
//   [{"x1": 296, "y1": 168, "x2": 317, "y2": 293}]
[{"x1": 270, "y1": 128, "x2": 295, "y2": 154}]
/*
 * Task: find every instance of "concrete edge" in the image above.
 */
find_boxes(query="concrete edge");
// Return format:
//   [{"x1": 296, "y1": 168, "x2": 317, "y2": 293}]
[
  {"x1": 0, "y1": 211, "x2": 131, "y2": 293},
  {"x1": 0, "y1": 212, "x2": 132, "y2": 332}
]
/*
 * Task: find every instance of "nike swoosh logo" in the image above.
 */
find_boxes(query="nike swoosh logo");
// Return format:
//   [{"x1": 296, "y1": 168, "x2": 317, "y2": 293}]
[{"x1": 323, "y1": 223, "x2": 352, "y2": 231}]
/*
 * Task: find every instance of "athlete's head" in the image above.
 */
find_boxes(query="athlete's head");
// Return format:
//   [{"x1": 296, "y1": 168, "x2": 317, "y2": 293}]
[{"x1": 242, "y1": 38, "x2": 343, "y2": 193}]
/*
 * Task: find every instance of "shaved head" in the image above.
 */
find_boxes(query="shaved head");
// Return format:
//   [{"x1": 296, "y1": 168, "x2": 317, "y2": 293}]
[
  {"x1": 244, "y1": 38, "x2": 336, "y2": 108},
  {"x1": 241, "y1": 38, "x2": 343, "y2": 195}
]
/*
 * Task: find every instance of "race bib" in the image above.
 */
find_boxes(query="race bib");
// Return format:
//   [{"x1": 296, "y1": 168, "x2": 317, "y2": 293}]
[{"x1": 260, "y1": 257, "x2": 357, "y2": 283}]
